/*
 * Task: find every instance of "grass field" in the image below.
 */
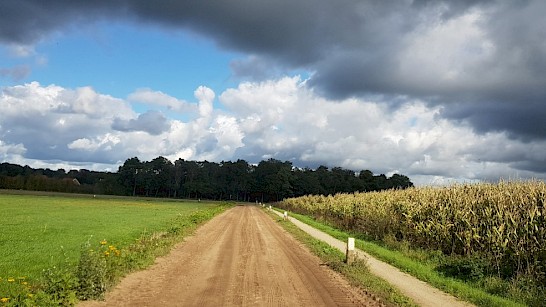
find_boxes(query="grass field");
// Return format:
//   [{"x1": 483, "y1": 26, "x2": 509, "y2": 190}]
[{"x1": 0, "y1": 192, "x2": 219, "y2": 281}]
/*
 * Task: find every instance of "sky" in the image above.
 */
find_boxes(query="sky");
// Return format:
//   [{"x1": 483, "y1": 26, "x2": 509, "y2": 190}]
[{"x1": 1, "y1": 0, "x2": 545, "y2": 186}]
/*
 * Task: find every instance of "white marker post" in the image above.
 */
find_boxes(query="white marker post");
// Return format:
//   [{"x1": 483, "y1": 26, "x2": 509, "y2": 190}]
[{"x1": 345, "y1": 237, "x2": 355, "y2": 265}]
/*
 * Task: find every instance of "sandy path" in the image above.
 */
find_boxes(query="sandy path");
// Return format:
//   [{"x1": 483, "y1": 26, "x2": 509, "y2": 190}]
[
  {"x1": 271, "y1": 209, "x2": 474, "y2": 307},
  {"x1": 80, "y1": 205, "x2": 379, "y2": 307}
]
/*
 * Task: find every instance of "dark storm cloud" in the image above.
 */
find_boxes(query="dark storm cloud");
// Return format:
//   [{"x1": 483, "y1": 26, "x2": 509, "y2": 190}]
[
  {"x1": 1, "y1": 1, "x2": 420, "y2": 65},
  {"x1": 1, "y1": 0, "x2": 546, "y2": 143},
  {"x1": 0, "y1": 0, "x2": 113, "y2": 44},
  {"x1": 441, "y1": 99, "x2": 546, "y2": 141}
]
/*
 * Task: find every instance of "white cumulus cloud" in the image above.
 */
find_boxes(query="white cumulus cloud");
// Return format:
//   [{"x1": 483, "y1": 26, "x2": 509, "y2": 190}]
[
  {"x1": 128, "y1": 88, "x2": 197, "y2": 113},
  {"x1": 1, "y1": 78, "x2": 545, "y2": 185}
]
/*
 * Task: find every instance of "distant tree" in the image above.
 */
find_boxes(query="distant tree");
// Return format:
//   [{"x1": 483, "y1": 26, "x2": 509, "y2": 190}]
[
  {"x1": 331, "y1": 167, "x2": 359, "y2": 193},
  {"x1": 0, "y1": 163, "x2": 25, "y2": 177},
  {"x1": 233, "y1": 159, "x2": 252, "y2": 201},
  {"x1": 118, "y1": 157, "x2": 144, "y2": 196},
  {"x1": 217, "y1": 160, "x2": 251, "y2": 200},
  {"x1": 358, "y1": 170, "x2": 376, "y2": 191},
  {"x1": 374, "y1": 174, "x2": 389, "y2": 190},
  {"x1": 291, "y1": 167, "x2": 321, "y2": 197},
  {"x1": 253, "y1": 159, "x2": 293, "y2": 202},
  {"x1": 181, "y1": 160, "x2": 200, "y2": 198},
  {"x1": 387, "y1": 174, "x2": 414, "y2": 189},
  {"x1": 144, "y1": 156, "x2": 174, "y2": 197},
  {"x1": 195, "y1": 161, "x2": 219, "y2": 199},
  {"x1": 0, "y1": 157, "x2": 414, "y2": 200},
  {"x1": 316, "y1": 165, "x2": 335, "y2": 195},
  {"x1": 173, "y1": 159, "x2": 186, "y2": 198}
]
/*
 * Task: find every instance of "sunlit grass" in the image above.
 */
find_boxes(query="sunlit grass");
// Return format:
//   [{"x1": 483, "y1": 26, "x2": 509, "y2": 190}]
[{"x1": 0, "y1": 194, "x2": 217, "y2": 281}]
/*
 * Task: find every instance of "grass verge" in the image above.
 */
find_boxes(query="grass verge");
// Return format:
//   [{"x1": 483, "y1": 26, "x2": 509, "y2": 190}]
[
  {"x1": 265, "y1": 209, "x2": 417, "y2": 307},
  {"x1": 275, "y1": 208, "x2": 524, "y2": 307}
]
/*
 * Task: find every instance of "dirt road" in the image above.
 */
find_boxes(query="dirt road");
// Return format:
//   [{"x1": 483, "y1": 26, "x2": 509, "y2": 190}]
[{"x1": 80, "y1": 205, "x2": 379, "y2": 306}]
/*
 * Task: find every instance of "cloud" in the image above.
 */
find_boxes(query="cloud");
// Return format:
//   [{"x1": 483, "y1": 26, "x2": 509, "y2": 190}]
[
  {"x1": 230, "y1": 55, "x2": 288, "y2": 81},
  {"x1": 0, "y1": 65, "x2": 31, "y2": 81},
  {"x1": 1, "y1": 79, "x2": 546, "y2": 185},
  {"x1": 0, "y1": 1, "x2": 109, "y2": 44},
  {"x1": 0, "y1": 82, "x2": 134, "y2": 163},
  {"x1": 195, "y1": 86, "x2": 215, "y2": 118},
  {"x1": 0, "y1": 82, "x2": 241, "y2": 171},
  {"x1": 68, "y1": 133, "x2": 121, "y2": 151},
  {"x1": 1, "y1": 1, "x2": 545, "y2": 143},
  {"x1": 7, "y1": 44, "x2": 36, "y2": 57},
  {"x1": 208, "y1": 115, "x2": 244, "y2": 155},
  {"x1": 0, "y1": 140, "x2": 26, "y2": 159},
  {"x1": 2, "y1": 0, "x2": 546, "y2": 185},
  {"x1": 112, "y1": 111, "x2": 170, "y2": 135},
  {"x1": 128, "y1": 88, "x2": 197, "y2": 113},
  {"x1": 219, "y1": 77, "x2": 546, "y2": 184}
]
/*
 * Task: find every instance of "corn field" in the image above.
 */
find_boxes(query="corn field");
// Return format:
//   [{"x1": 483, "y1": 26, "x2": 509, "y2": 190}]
[{"x1": 280, "y1": 180, "x2": 546, "y2": 282}]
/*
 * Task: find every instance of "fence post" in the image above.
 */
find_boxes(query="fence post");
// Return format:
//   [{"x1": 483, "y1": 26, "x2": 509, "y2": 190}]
[{"x1": 345, "y1": 237, "x2": 355, "y2": 265}]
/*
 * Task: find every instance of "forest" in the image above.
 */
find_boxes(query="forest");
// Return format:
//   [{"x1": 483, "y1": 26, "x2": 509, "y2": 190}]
[{"x1": 0, "y1": 157, "x2": 413, "y2": 202}]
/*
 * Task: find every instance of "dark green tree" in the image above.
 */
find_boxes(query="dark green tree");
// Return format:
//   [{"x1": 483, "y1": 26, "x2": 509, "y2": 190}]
[
  {"x1": 291, "y1": 167, "x2": 321, "y2": 197},
  {"x1": 144, "y1": 156, "x2": 174, "y2": 197},
  {"x1": 252, "y1": 159, "x2": 293, "y2": 202},
  {"x1": 118, "y1": 157, "x2": 143, "y2": 196},
  {"x1": 388, "y1": 174, "x2": 414, "y2": 189}
]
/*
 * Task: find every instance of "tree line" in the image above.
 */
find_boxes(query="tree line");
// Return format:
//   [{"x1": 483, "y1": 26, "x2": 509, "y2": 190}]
[{"x1": 0, "y1": 157, "x2": 413, "y2": 202}]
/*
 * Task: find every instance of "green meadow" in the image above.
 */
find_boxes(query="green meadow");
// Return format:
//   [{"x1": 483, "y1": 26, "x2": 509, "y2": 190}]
[{"x1": 0, "y1": 193, "x2": 219, "y2": 281}]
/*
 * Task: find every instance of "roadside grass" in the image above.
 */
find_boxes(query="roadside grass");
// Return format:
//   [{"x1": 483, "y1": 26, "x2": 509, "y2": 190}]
[
  {"x1": 265, "y1": 209, "x2": 417, "y2": 307},
  {"x1": 0, "y1": 193, "x2": 231, "y2": 305},
  {"x1": 275, "y1": 208, "x2": 524, "y2": 307}
]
